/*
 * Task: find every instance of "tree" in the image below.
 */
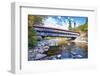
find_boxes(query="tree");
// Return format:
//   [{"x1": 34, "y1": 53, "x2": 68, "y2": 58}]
[
  {"x1": 74, "y1": 22, "x2": 76, "y2": 28},
  {"x1": 68, "y1": 17, "x2": 72, "y2": 30},
  {"x1": 74, "y1": 21, "x2": 88, "y2": 32},
  {"x1": 28, "y1": 15, "x2": 45, "y2": 49}
]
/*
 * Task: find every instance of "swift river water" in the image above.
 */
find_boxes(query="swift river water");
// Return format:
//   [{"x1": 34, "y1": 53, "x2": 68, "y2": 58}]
[{"x1": 28, "y1": 38, "x2": 88, "y2": 61}]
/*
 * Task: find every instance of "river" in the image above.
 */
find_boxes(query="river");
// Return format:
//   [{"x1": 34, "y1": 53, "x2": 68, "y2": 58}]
[{"x1": 28, "y1": 38, "x2": 88, "y2": 61}]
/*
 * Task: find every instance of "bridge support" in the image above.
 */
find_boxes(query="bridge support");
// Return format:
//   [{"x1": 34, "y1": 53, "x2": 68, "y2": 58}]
[
  {"x1": 71, "y1": 37, "x2": 76, "y2": 40},
  {"x1": 41, "y1": 36, "x2": 45, "y2": 39}
]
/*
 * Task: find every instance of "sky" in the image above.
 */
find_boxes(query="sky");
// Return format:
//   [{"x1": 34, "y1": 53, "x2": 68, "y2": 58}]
[{"x1": 43, "y1": 16, "x2": 88, "y2": 30}]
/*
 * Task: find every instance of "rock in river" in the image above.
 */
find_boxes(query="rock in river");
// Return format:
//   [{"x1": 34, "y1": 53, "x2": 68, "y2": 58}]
[{"x1": 34, "y1": 53, "x2": 47, "y2": 60}]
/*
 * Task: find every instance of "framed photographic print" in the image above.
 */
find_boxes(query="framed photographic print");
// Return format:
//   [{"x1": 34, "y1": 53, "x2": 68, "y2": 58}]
[{"x1": 11, "y1": 2, "x2": 97, "y2": 74}]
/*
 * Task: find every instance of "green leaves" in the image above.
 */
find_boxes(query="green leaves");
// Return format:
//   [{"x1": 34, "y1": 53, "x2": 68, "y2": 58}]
[
  {"x1": 76, "y1": 23, "x2": 88, "y2": 32},
  {"x1": 28, "y1": 15, "x2": 44, "y2": 49}
]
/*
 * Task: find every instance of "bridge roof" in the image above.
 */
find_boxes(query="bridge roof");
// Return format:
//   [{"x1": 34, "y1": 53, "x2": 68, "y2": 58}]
[{"x1": 33, "y1": 25, "x2": 80, "y2": 34}]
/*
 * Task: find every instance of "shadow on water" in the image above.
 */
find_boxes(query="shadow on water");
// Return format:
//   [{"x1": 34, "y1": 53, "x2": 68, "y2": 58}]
[
  {"x1": 28, "y1": 39, "x2": 88, "y2": 60},
  {"x1": 43, "y1": 41, "x2": 88, "y2": 60}
]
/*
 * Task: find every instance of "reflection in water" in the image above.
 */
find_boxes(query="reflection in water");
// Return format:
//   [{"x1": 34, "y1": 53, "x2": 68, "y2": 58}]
[
  {"x1": 43, "y1": 42, "x2": 87, "y2": 60},
  {"x1": 28, "y1": 39, "x2": 88, "y2": 61}
]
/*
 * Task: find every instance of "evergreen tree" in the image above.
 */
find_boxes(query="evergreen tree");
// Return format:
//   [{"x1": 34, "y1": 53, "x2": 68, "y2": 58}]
[{"x1": 68, "y1": 17, "x2": 72, "y2": 30}]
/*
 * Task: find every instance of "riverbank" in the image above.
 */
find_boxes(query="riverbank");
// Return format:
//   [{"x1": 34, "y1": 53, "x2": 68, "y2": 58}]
[
  {"x1": 74, "y1": 32, "x2": 88, "y2": 43},
  {"x1": 28, "y1": 34, "x2": 88, "y2": 60}
]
